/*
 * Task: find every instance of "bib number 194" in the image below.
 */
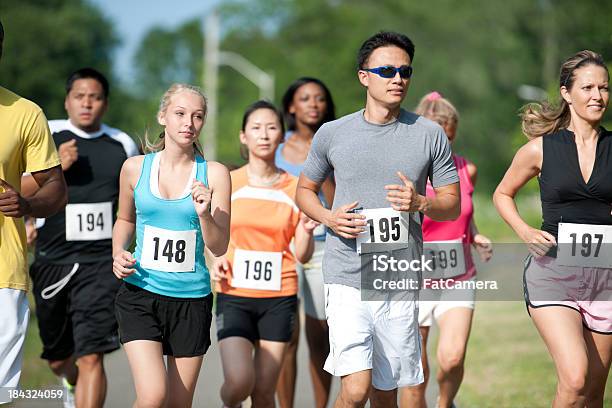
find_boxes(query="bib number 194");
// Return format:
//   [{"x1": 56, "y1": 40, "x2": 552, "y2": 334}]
[{"x1": 65, "y1": 202, "x2": 112, "y2": 241}]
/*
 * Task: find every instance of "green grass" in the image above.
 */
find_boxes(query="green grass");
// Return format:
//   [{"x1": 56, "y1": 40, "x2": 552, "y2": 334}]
[{"x1": 424, "y1": 301, "x2": 612, "y2": 407}]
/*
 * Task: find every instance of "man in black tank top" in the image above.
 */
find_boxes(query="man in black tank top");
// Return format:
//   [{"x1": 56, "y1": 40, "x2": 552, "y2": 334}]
[{"x1": 23, "y1": 68, "x2": 138, "y2": 408}]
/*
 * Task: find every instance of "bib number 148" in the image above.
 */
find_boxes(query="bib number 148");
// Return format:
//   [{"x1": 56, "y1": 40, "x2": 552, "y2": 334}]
[
  {"x1": 152, "y1": 237, "x2": 187, "y2": 263},
  {"x1": 140, "y1": 226, "x2": 197, "y2": 272}
]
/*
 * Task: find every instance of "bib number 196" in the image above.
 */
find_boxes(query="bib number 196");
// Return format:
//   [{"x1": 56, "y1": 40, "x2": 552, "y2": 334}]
[{"x1": 232, "y1": 249, "x2": 282, "y2": 291}]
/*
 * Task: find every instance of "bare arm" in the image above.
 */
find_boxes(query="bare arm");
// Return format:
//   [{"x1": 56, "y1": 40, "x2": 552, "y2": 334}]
[
  {"x1": 296, "y1": 173, "x2": 365, "y2": 239},
  {"x1": 294, "y1": 214, "x2": 316, "y2": 263},
  {"x1": 385, "y1": 171, "x2": 460, "y2": 221},
  {"x1": 112, "y1": 156, "x2": 141, "y2": 279},
  {"x1": 21, "y1": 139, "x2": 79, "y2": 198},
  {"x1": 321, "y1": 176, "x2": 335, "y2": 207},
  {"x1": 20, "y1": 174, "x2": 39, "y2": 197},
  {"x1": 0, "y1": 166, "x2": 67, "y2": 218},
  {"x1": 196, "y1": 161, "x2": 231, "y2": 257},
  {"x1": 493, "y1": 137, "x2": 555, "y2": 255},
  {"x1": 465, "y1": 160, "x2": 492, "y2": 261},
  {"x1": 425, "y1": 183, "x2": 461, "y2": 221}
]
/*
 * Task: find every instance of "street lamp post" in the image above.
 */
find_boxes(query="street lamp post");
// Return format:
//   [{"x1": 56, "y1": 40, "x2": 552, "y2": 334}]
[{"x1": 202, "y1": 11, "x2": 275, "y2": 160}]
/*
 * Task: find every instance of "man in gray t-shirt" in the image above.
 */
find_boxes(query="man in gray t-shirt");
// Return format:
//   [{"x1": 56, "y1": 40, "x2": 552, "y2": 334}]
[{"x1": 297, "y1": 31, "x2": 460, "y2": 407}]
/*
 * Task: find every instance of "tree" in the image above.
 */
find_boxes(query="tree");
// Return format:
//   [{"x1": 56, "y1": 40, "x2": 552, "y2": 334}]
[
  {"x1": 0, "y1": 0, "x2": 120, "y2": 118},
  {"x1": 131, "y1": 0, "x2": 612, "y2": 188}
]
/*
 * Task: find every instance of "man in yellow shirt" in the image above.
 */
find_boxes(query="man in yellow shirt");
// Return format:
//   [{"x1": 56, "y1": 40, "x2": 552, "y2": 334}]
[{"x1": 0, "y1": 19, "x2": 67, "y2": 404}]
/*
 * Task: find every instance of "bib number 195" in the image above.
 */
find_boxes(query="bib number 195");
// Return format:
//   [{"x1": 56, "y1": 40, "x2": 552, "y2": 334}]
[{"x1": 367, "y1": 217, "x2": 401, "y2": 242}]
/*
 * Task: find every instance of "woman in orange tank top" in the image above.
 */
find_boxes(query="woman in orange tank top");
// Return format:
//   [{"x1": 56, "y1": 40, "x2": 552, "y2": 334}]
[{"x1": 212, "y1": 100, "x2": 316, "y2": 408}]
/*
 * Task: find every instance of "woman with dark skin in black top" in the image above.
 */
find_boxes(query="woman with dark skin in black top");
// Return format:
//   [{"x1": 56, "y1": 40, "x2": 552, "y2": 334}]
[{"x1": 494, "y1": 50, "x2": 611, "y2": 407}]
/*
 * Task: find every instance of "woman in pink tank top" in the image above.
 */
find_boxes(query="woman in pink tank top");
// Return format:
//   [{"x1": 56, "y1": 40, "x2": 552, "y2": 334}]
[{"x1": 401, "y1": 92, "x2": 492, "y2": 408}]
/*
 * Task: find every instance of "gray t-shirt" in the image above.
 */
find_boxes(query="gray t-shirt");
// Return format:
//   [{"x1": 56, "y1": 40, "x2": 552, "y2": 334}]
[{"x1": 302, "y1": 108, "x2": 459, "y2": 289}]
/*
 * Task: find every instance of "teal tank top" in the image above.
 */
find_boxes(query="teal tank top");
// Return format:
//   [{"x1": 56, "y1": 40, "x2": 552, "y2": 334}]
[{"x1": 125, "y1": 152, "x2": 210, "y2": 298}]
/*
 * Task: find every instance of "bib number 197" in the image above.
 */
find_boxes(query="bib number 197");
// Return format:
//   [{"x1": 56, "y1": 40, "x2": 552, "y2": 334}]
[{"x1": 557, "y1": 222, "x2": 612, "y2": 268}]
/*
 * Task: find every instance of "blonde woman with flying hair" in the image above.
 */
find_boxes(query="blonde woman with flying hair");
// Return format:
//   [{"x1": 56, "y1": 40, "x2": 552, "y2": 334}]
[
  {"x1": 112, "y1": 83, "x2": 231, "y2": 407},
  {"x1": 401, "y1": 92, "x2": 492, "y2": 408},
  {"x1": 494, "y1": 51, "x2": 611, "y2": 407}
]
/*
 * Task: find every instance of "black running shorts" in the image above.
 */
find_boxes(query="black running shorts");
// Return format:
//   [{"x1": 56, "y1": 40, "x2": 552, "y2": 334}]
[
  {"x1": 29, "y1": 260, "x2": 122, "y2": 360},
  {"x1": 216, "y1": 293, "x2": 297, "y2": 343},
  {"x1": 115, "y1": 282, "x2": 213, "y2": 357}
]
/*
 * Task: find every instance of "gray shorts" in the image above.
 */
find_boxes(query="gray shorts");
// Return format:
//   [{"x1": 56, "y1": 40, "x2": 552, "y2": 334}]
[{"x1": 299, "y1": 241, "x2": 326, "y2": 320}]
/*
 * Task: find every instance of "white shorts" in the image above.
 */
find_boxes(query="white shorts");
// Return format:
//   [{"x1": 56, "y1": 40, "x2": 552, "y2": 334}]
[
  {"x1": 0, "y1": 288, "x2": 30, "y2": 404},
  {"x1": 300, "y1": 241, "x2": 326, "y2": 320},
  {"x1": 324, "y1": 283, "x2": 423, "y2": 390},
  {"x1": 418, "y1": 280, "x2": 475, "y2": 327}
]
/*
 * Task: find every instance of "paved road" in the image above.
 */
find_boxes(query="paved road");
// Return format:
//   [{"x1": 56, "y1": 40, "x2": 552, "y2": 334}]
[{"x1": 14, "y1": 313, "x2": 437, "y2": 407}]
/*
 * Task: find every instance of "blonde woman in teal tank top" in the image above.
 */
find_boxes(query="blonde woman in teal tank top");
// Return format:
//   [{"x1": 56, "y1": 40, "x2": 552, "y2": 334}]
[{"x1": 111, "y1": 84, "x2": 231, "y2": 408}]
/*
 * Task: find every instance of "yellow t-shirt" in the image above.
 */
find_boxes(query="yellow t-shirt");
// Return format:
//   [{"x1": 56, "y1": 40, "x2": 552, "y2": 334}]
[{"x1": 0, "y1": 86, "x2": 60, "y2": 291}]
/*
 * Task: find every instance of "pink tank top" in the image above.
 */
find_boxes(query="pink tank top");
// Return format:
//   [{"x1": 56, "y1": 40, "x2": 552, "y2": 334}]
[{"x1": 423, "y1": 155, "x2": 475, "y2": 280}]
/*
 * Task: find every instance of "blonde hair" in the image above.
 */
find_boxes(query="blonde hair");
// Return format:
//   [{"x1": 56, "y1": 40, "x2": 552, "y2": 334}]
[
  {"x1": 415, "y1": 91, "x2": 459, "y2": 129},
  {"x1": 521, "y1": 50, "x2": 608, "y2": 139},
  {"x1": 142, "y1": 83, "x2": 208, "y2": 156}
]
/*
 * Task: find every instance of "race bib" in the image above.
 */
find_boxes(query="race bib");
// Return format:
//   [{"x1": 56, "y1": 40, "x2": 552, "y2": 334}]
[
  {"x1": 356, "y1": 208, "x2": 410, "y2": 254},
  {"x1": 65, "y1": 202, "x2": 112, "y2": 241},
  {"x1": 557, "y1": 223, "x2": 612, "y2": 268},
  {"x1": 140, "y1": 225, "x2": 197, "y2": 272},
  {"x1": 423, "y1": 238, "x2": 466, "y2": 279},
  {"x1": 232, "y1": 249, "x2": 282, "y2": 291}
]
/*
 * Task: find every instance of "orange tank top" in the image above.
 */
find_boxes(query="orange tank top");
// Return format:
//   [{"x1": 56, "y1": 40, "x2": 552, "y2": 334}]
[{"x1": 216, "y1": 166, "x2": 300, "y2": 298}]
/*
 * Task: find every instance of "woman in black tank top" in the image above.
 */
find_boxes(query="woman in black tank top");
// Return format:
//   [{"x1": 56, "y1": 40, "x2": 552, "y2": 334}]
[{"x1": 494, "y1": 50, "x2": 611, "y2": 407}]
